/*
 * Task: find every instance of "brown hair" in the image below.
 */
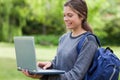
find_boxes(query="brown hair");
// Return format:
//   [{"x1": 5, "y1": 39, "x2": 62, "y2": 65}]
[{"x1": 64, "y1": 0, "x2": 93, "y2": 33}]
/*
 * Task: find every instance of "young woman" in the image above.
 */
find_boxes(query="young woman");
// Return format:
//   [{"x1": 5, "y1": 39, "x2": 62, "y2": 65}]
[{"x1": 22, "y1": 0, "x2": 98, "y2": 80}]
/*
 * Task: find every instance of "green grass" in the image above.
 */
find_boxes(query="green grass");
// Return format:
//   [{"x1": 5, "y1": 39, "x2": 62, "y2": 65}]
[
  {"x1": 0, "y1": 58, "x2": 34, "y2": 80},
  {"x1": 0, "y1": 42, "x2": 57, "y2": 61},
  {"x1": 0, "y1": 42, "x2": 56, "y2": 80},
  {"x1": 0, "y1": 42, "x2": 120, "y2": 80}
]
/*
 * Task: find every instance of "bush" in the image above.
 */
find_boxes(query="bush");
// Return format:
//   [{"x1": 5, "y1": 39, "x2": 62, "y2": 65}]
[
  {"x1": 103, "y1": 18, "x2": 120, "y2": 45},
  {"x1": 34, "y1": 35, "x2": 60, "y2": 46}
]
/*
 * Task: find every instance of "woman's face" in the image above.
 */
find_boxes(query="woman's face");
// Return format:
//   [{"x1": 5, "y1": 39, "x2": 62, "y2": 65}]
[{"x1": 63, "y1": 6, "x2": 83, "y2": 29}]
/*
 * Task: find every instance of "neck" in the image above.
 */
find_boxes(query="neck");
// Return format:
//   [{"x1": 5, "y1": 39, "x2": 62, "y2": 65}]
[{"x1": 71, "y1": 27, "x2": 87, "y2": 37}]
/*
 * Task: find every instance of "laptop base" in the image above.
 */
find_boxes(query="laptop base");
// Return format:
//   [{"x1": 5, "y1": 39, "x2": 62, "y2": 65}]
[{"x1": 29, "y1": 69, "x2": 65, "y2": 75}]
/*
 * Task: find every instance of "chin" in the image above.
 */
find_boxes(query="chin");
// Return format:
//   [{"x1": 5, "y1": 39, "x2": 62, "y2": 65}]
[{"x1": 66, "y1": 26, "x2": 73, "y2": 29}]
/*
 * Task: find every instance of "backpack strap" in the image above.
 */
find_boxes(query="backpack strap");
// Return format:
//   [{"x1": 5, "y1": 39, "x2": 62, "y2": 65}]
[{"x1": 77, "y1": 32, "x2": 101, "y2": 54}]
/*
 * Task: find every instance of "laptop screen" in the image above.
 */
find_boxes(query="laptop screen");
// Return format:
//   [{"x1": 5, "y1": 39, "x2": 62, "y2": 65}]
[{"x1": 14, "y1": 37, "x2": 37, "y2": 72}]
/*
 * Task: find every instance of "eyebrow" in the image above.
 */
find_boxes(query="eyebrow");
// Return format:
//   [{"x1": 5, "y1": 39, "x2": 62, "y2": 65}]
[{"x1": 63, "y1": 12, "x2": 74, "y2": 15}]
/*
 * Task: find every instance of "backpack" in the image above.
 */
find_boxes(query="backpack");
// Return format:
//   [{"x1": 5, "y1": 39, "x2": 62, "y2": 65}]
[{"x1": 77, "y1": 32, "x2": 120, "y2": 80}]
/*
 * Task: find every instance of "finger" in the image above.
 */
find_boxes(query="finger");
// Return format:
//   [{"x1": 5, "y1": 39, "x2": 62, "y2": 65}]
[
  {"x1": 43, "y1": 63, "x2": 51, "y2": 70},
  {"x1": 37, "y1": 62, "x2": 46, "y2": 67},
  {"x1": 30, "y1": 74, "x2": 43, "y2": 79},
  {"x1": 24, "y1": 71, "x2": 37, "y2": 78},
  {"x1": 22, "y1": 70, "x2": 30, "y2": 77}
]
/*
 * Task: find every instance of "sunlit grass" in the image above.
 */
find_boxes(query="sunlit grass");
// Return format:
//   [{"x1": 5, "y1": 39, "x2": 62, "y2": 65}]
[
  {"x1": 0, "y1": 42, "x2": 57, "y2": 61},
  {"x1": 0, "y1": 42, "x2": 120, "y2": 80},
  {"x1": 0, "y1": 42, "x2": 56, "y2": 80},
  {"x1": 0, "y1": 58, "x2": 35, "y2": 80},
  {"x1": 0, "y1": 42, "x2": 119, "y2": 60}
]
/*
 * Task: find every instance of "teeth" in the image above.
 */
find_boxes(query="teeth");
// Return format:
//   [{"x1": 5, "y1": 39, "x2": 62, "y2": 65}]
[
  {"x1": 66, "y1": 22, "x2": 72, "y2": 26},
  {"x1": 67, "y1": 24, "x2": 71, "y2": 26}
]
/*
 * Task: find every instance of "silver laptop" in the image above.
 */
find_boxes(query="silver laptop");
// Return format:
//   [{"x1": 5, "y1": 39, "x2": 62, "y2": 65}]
[{"x1": 14, "y1": 36, "x2": 65, "y2": 75}]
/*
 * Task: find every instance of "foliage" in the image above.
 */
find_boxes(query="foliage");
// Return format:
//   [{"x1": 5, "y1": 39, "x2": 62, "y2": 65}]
[
  {"x1": 0, "y1": 0, "x2": 120, "y2": 45},
  {"x1": 34, "y1": 35, "x2": 60, "y2": 46},
  {"x1": 0, "y1": 0, "x2": 29, "y2": 42},
  {"x1": 23, "y1": 0, "x2": 66, "y2": 35},
  {"x1": 102, "y1": 18, "x2": 120, "y2": 45},
  {"x1": 87, "y1": 0, "x2": 120, "y2": 45},
  {"x1": 87, "y1": 0, "x2": 118, "y2": 31}
]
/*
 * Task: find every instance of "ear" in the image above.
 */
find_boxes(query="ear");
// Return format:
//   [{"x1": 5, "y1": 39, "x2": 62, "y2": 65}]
[
  {"x1": 79, "y1": 17, "x2": 84, "y2": 21},
  {"x1": 78, "y1": 13, "x2": 85, "y2": 20}
]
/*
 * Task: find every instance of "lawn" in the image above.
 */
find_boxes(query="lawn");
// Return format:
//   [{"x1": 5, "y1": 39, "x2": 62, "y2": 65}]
[
  {"x1": 0, "y1": 42, "x2": 56, "y2": 80},
  {"x1": 0, "y1": 42, "x2": 120, "y2": 80}
]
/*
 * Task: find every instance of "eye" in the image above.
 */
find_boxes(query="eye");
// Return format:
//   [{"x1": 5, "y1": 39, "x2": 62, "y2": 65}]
[
  {"x1": 63, "y1": 14, "x2": 66, "y2": 17},
  {"x1": 67, "y1": 13, "x2": 73, "y2": 17}
]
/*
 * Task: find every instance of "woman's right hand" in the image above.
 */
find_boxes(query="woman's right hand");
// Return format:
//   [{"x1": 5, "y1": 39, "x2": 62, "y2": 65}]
[
  {"x1": 37, "y1": 61, "x2": 52, "y2": 69},
  {"x1": 22, "y1": 69, "x2": 43, "y2": 79}
]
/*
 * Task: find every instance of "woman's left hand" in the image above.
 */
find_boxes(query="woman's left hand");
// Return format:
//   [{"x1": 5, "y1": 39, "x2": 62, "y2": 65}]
[{"x1": 37, "y1": 61, "x2": 52, "y2": 69}]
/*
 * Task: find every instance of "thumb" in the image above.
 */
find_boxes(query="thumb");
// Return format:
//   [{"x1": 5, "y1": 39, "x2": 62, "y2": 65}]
[
  {"x1": 43, "y1": 64, "x2": 49, "y2": 70},
  {"x1": 43, "y1": 62, "x2": 51, "y2": 70}
]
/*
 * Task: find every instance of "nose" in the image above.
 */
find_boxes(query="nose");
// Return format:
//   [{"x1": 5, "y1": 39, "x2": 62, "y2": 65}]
[{"x1": 64, "y1": 16, "x2": 68, "y2": 21}]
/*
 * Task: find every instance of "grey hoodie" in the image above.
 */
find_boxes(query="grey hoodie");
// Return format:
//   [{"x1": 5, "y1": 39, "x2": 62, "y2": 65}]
[{"x1": 41, "y1": 32, "x2": 98, "y2": 80}]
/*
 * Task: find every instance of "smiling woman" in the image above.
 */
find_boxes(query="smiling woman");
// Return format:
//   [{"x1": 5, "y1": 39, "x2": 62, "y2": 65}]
[
  {"x1": 63, "y1": 0, "x2": 92, "y2": 36},
  {"x1": 19, "y1": 0, "x2": 120, "y2": 80},
  {"x1": 21, "y1": 0, "x2": 99, "y2": 80}
]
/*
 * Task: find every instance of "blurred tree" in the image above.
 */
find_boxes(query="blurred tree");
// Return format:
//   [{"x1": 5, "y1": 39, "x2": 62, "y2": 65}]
[
  {"x1": 0, "y1": 0, "x2": 120, "y2": 45},
  {"x1": 0, "y1": 0, "x2": 11, "y2": 41},
  {"x1": 103, "y1": 18, "x2": 120, "y2": 45},
  {"x1": 102, "y1": 0, "x2": 120, "y2": 45},
  {"x1": 87, "y1": 0, "x2": 120, "y2": 45},
  {"x1": 0, "y1": 0, "x2": 29, "y2": 42},
  {"x1": 23, "y1": 0, "x2": 66, "y2": 35}
]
